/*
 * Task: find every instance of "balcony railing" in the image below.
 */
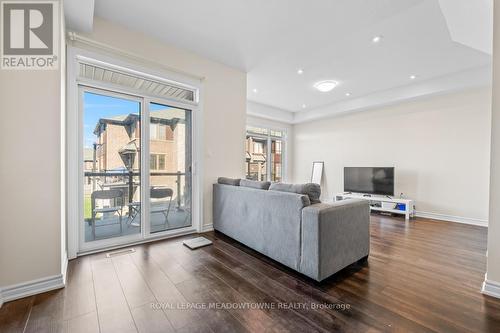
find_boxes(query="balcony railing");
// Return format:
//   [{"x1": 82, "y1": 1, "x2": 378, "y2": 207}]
[{"x1": 84, "y1": 170, "x2": 186, "y2": 208}]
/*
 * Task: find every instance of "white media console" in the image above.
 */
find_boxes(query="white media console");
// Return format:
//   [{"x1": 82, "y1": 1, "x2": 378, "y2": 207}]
[{"x1": 335, "y1": 193, "x2": 415, "y2": 221}]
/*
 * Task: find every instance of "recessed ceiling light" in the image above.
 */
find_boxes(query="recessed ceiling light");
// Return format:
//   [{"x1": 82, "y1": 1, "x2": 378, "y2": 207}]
[
  {"x1": 345, "y1": 92, "x2": 351, "y2": 97},
  {"x1": 409, "y1": 75, "x2": 417, "y2": 80},
  {"x1": 372, "y1": 35, "x2": 383, "y2": 43},
  {"x1": 302, "y1": 103, "x2": 307, "y2": 109},
  {"x1": 313, "y1": 80, "x2": 338, "y2": 92},
  {"x1": 297, "y1": 69, "x2": 304, "y2": 75},
  {"x1": 252, "y1": 88, "x2": 258, "y2": 93}
]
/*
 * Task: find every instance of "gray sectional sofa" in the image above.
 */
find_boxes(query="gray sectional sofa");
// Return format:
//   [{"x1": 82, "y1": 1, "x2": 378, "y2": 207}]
[{"x1": 213, "y1": 179, "x2": 370, "y2": 281}]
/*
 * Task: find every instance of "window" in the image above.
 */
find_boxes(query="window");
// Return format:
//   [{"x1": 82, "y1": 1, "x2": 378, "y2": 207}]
[
  {"x1": 246, "y1": 126, "x2": 269, "y2": 135},
  {"x1": 245, "y1": 125, "x2": 285, "y2": 182},
  {"x1": 158, "y1": 124, "x2": 167, "y2": 140},
  {"x1": 150, "y1": 122, "x2": 171, "y2": 141},
  {"x1": 150, "y1": 123, "x2": 158, "y2": 140},
  {"x1": 150, "y1": 154, "x2": 158, "y2": 170},
  {"x1": 158, "y1": 154, "x2": 166, "y2": 170},
  {"x1": 254, "y1": 142, "x2": 264, "y2": 154},
  {"x1": 150, "y1": 154, "x2": 167, "y2": 170},
  {"x1": 271, "y1": 139, "x2": 282, "y2": 182}
]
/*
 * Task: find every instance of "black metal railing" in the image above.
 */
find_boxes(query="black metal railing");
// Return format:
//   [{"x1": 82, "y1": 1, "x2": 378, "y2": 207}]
[{"x1": 84, "y1": 171, "x2": 187, "y2": 208}]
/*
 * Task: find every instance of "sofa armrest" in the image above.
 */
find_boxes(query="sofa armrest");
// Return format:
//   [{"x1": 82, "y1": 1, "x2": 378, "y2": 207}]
[{"x1": 300, "y1": 199, "x2": 370, "y2": 281}]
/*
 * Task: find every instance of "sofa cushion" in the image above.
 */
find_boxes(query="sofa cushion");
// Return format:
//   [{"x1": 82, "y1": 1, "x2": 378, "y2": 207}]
[
  {"x1": 217, "y1": 177, "x2": 240, "y2": 186},
  {"x1": 240, "y1": 179, "x2": 271, "y2": 190},
  {"x1": 269, "y1": 182, "x2": 321, "y2": 204}
]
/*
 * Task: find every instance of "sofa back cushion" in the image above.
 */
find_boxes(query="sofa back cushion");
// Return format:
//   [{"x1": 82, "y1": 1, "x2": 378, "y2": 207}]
[
  {"x1": 269, "y1": 182, "x2": 321, "y2": 204},
  {"x1": 213, "y1": 184, "x2": 309, "y2": 270},
  {"x1": 217, "y1": 177, "x2": 240, "y2": 186},
  {"x1": 240, "y1": 178, "x2": 271, "y2": 190}
]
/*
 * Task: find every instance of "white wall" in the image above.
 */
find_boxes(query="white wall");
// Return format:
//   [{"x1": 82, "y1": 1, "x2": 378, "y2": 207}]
[
  {"x1": 0, "y1": 1, "x2": 65, "y2": 289},
  {"x1": 81, "y1": 17, "x2": 247, "y2": 228},
  {"x1": 293, "y1": 87, "x2": 492, "y2": 224}
]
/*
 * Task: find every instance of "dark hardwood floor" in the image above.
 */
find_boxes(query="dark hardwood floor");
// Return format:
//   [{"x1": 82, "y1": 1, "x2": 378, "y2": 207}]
[{"x1": 1, "y1": 215, "x2": 500, "y2": 333}]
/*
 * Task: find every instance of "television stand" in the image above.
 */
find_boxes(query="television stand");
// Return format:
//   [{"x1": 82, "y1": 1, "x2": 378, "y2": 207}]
[{"x1": 335, "y1": 193, "x2": 414, "y2": 221}]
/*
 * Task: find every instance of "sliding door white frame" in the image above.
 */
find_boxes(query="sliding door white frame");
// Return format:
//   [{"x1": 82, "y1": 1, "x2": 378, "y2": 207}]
[
  {"x1": 67, "y1": 45, "x2": 204, "y2": 259},
  {"x1": 77, "y1": 86, "x2": 145, "y2": 252}
]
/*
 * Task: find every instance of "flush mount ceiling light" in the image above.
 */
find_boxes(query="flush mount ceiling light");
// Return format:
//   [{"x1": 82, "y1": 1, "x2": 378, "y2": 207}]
[
  {"x1": 302, "y1": 103, "x2": 307, "y2": 109},
  {"x1": 345, "y1": 92, "x2": 351, "y2": 97},
  {"x1": 314, "y1": 80, "x2": 338, "y2": 92},
  {"x1": 372, "y1": 35, "x2": 383, "y2": 43},
  {"x1": 297, "y1": 68, "x2": 304, "y2": 75},
  {"x1": 252, "y1": 88, "x2": 258, "y2": 93},
  {"x1": 409, "y1": 75, "x2": 417, "y2": 80}
]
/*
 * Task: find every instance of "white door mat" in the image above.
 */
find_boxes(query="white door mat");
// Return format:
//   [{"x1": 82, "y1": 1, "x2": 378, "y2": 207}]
[{"x1": 183, "y1": 237, "x2": 213, "y2": 249}]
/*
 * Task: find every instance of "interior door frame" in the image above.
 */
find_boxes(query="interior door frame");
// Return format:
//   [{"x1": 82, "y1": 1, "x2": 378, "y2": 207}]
[{"x1": 67, "y1": 45, "x2": 203, "y2": 258}]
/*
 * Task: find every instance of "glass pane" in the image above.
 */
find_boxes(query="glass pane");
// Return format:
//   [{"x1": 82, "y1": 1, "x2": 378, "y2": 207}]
[
  {"x1": 158, "y1": 154, "x2": 166, "y2": 170},
  {"x1": 270, "y1": 130, "x2": 283, "y2": 138},
  {"x1": 150, "y1": 123, "x2": 157, "y2": 140},
  {"x1": 158, "y1": 124, "x2": 167, "y2": 140},
  {"x1": 271, "y1": 139, "x2": 283, "y2": 182},
  {"x1": 150, "y1": 154, "x2": 157, "y2": 170},
  {"x1": 246, "y1": 135, "x2": 267, "y2": 181},
  {"x1": 83, "y1": 91, "x2": 141, "y2": 242},
  {"x1": 246, "y1": 126, "x2": 268, "y2": 136},
  {"x1": 149, "y1": 102, "x2": 192, "y2": 233}
]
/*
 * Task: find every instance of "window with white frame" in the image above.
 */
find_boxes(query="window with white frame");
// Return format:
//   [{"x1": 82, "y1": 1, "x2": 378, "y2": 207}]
[
  {"x1": 150, "y1": 153, "x2": 167, "y2": 170},
  {"x1": 245, "y1": 125, "x2": 285, "y2": 182}
]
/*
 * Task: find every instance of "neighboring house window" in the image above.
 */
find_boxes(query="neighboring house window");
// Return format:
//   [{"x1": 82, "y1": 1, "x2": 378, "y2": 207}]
[
  {"x1": 245, "y1": 125, "x2": 285, "y2": 182},
  {"x1": 150, "y1": 122, "x2": 171, "y2": 140},
  {"x1": 150, "y1": 123, "x2": 158, "y2": 140},
  {"x1": 158, "y1": 154, "x2": 166, "y2": 170},
  {"x1": 150, "y1": 154, "x2": 167, "y2": 170},
  {"x1": 158, "y1": 124, "x2": 167, "y2": 140},
  {"x1": 253, "y1": 142, "x2": 263, "y2": 154},
  {"x1": 150, "y1": 154, "x2": 158, "y2": 170}
]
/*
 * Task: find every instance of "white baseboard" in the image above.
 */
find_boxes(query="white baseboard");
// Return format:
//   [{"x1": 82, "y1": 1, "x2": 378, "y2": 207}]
[
  {"x1": 482, "y1": 276, "x2": 500, "y2": 299},
  {"x1": 0, "y1": 274, "x2": 65, "y2": 307},
  {"x1": 415, "y1": 211, "x2": 488, "y2": 227},
  {"x1": 201, "y1": 223, "x2": 214, "y2": 232}
]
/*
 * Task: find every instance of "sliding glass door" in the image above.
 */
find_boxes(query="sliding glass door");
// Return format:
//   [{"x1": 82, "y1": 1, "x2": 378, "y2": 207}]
[
  {"x1": 148, "y1": 102, "x2": 192, "y2": 233},
  {"x1": 82, "y1": 90, "x2": 142, "y2": 244},
  {"x1": 80, "y1": 87, "x2": 193, "y2": 251}
]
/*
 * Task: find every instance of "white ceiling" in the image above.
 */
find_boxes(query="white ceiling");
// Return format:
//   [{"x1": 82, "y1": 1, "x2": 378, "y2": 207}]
[
  {"x1": 438, "y1": 0, "x2": 493, "y2": 55},
  {"x1": 88, "y1": 0, "x2": 492, "y2": 116}
]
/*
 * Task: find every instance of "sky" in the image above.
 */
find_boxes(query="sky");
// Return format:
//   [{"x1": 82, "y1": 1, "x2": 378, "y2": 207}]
[{"x1": 83, "y1": 92, "x2": 169, "y2": 148}]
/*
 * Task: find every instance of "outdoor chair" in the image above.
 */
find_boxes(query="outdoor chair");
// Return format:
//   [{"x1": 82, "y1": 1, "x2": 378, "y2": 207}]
[
  {"x1": 91, "y1": 189, "x2": 124, "y2": 240},
  {"x1": 151, "y1": 187, "x2": 173, "y2": 226},
  {"x1": 127, "y1": 187, "x2": 173, "y2": 227}
]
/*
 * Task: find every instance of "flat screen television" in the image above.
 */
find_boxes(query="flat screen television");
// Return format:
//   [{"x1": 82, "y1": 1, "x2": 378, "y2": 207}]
[{"x1": 344, "y1": 167, "x2": 394, "y2": 196}]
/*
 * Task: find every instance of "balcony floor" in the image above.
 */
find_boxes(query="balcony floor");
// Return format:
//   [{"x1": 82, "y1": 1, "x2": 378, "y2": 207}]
[{"x1": 84, "y1": 208, "x2": 191, "y2": 242}]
